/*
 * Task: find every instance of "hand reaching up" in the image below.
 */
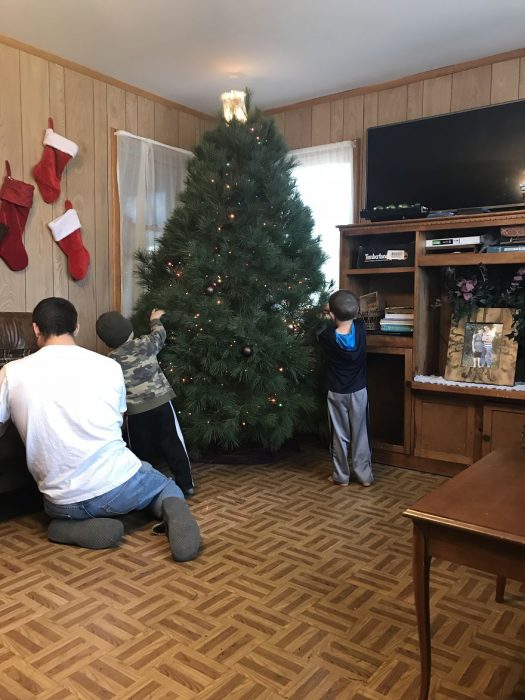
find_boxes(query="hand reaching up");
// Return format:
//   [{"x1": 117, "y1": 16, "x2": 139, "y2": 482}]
[{"x1": 150, "y1": 308, "x2": 166, "y2": 321}]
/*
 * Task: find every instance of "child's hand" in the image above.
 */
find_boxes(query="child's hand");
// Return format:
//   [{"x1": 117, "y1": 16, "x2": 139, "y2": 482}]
[{"x1": 150, "y1": 308, "x2": 166, "y2": 321}]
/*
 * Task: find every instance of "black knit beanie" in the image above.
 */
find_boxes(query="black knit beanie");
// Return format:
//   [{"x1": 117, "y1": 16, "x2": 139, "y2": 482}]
[{"x1": 96, "y1": 311, "x2": 133, "y2": 348}]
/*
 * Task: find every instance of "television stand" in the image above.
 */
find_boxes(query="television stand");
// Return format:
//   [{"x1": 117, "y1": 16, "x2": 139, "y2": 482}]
[{"x1": 339, "y1": 208, "x2": 525, "y2": 476}]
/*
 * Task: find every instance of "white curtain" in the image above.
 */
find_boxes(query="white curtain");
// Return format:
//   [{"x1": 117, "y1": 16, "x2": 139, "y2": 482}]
[
  {"x1": 116, "y1": 131, "x2": 193, "y2": 316},
  {"x1": 291, "y1": 142, "x2": 355, "y2": 288}
]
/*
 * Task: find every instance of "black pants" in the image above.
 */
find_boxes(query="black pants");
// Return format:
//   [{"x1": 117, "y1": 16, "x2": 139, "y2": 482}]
[{"x1": 126, "y1": 401, "x2": 194, "y2": 492}]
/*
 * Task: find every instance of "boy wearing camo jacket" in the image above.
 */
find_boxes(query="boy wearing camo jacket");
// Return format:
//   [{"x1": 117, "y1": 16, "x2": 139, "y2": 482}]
[{"x1": 96, "y1": 308, "x2": 195, "y2": 496}]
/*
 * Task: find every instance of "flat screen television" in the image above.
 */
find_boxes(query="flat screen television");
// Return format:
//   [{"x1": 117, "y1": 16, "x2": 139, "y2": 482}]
[{"x1": 365, "y1": 99, "x2": 525, "y2": 216}]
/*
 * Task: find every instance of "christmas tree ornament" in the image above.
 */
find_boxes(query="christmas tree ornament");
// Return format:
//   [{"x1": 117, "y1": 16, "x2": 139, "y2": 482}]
[
  {"x1": 48, "y1": 200, "x2": 90, "y2": 281},
  {"x1": 221, "y1": 90, "x2": 247, "y2": 123},
  {"x1": 241, "y1": 345, "x2": 253, "y2": 357},
  {"x1": 0, "y1": 160, "x2": 34, "y2": 271},
  {"x1": 33, "y1": 118, "x2": 78, "y2": 204}
]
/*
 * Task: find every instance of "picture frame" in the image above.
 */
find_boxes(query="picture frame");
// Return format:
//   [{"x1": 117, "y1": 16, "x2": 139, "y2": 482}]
[{"x1": 444, "y1": 308, "x2": 518, "y2": 386}]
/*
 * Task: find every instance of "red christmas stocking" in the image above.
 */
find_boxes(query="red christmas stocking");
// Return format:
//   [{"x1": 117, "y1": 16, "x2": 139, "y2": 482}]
[
  {"x1": 0, "y1": 161, "x2": 34, "y2": 271},
  {"x1": 33, "y1": 118, "x2": 78, "y2": 204},
  {"x1": 48, "y1": 200, "x2": 90, "y2": 281}
]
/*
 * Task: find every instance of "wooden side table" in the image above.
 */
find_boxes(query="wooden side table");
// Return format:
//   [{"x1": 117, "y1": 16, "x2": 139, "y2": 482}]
[{"x1": 404, "y1": 447, "x2": 525, "y2": 700}]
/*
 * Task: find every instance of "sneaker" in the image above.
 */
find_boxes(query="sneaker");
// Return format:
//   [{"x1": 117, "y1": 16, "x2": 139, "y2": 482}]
[
  {"x1": 184, "y1": 487, "x2": 195, "y2": 498},
  {"x1": 151, "y1": 521, "x2": 166, "y2": 535}
]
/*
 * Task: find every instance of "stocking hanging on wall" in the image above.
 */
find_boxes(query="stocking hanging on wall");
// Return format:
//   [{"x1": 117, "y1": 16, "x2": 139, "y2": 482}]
[
  {"x1": 0, "y1": 161, "x2": 34, "y2": 271},
  {"x1": 48, "y1": 200, "x2": 90, "y2": 281},
  {"x1": 33, "y1": 117, "x2": 78, "y2": 204}
]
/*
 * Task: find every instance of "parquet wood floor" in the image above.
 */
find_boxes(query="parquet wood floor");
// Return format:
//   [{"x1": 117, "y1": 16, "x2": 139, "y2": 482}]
[{"x1": 0, "y1": 447, "x2": 523, "y2": 699}]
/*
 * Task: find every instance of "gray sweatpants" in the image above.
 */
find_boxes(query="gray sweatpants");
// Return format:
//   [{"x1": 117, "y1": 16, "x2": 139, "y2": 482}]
[{"x1": 327, "y1": 388, "x2": 373, "y2": 485}]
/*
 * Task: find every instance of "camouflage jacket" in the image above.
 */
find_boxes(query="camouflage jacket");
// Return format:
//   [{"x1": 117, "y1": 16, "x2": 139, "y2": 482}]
[{"x1": 109, "y1": 319, "x2": 175, "y2": 415}]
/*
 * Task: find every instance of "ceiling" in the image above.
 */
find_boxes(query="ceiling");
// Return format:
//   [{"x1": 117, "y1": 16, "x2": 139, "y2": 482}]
[{"x1": 2, "y1": 0, "x2": 525, "y2": 115}]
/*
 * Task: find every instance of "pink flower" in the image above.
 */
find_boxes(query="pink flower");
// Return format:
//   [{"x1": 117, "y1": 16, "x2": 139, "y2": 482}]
[
  {"x1": 457, "y1": 278, "x2": 476, "y2": 293},
  {"x1": 463, "y1": 292, "x2": 473, "y2": 301}
]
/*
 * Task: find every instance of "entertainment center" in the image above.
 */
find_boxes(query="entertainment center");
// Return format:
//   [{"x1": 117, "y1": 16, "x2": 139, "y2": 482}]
[
  {"x1": 340, "y1": 210, "x2": 525, "y2": 475},
  {"x1": 340, "y1": 98, "x2": 525, "y2": 475}
]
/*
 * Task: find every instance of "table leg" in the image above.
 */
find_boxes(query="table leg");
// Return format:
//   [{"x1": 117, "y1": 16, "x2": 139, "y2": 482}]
[
  {"x1": 413, "y1": 523, "x2": 431, "y2": 700},
  {"x1": 495, "y1": 575, "x2": 506, "y2": 603}
]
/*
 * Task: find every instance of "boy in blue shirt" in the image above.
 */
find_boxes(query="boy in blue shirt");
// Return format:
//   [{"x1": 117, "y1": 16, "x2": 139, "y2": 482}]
[{"x1": 317, "y1": 290, "x2": 374, "y2": 487}]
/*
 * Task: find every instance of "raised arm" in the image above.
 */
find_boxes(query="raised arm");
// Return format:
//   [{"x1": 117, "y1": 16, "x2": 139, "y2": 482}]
[{"x1": 147, "y1": 308, "x2": 167, "y2": 354}]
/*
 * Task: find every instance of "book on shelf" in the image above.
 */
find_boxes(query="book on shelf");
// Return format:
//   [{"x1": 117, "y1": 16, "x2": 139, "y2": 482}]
[
  {"x1": 384, "y1": 306, "x2": 414, "y2": 321},
  {"x1": 379, "y1": 324, "x2": 413, "y2": 334},
  {"x1": 384, "y1": 314, "x2": 414, "y2": 321},
  {"x1": 379, "y1": 318, "x2": 414, "y2": 333},
  {"x1": 380, "y1": 319, "x2": 414, "y2": 326},
  {"x1": 486, "y1": 244, "x2": 525, "y2": 253}
]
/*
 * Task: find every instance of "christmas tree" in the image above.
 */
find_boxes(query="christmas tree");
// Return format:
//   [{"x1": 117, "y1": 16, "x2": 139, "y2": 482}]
[{"x1": 134, "y1": 92, "x2": 328, "y2": 456}]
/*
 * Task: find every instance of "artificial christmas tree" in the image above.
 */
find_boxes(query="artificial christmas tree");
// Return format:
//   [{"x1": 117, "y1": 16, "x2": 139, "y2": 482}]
[{"x1": 134, "y1": 92, "x2": 327, "y2": 456}]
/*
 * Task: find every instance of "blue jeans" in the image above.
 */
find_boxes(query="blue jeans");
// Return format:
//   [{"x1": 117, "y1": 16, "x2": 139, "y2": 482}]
[{"x1": 43, "y1": 462, "x2": 184, "y2": 520}]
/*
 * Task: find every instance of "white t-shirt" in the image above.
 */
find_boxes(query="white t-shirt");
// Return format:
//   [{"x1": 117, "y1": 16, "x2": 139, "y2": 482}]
[{"x1": 0, "y1": 345, "x2": 141, "y2": 504}]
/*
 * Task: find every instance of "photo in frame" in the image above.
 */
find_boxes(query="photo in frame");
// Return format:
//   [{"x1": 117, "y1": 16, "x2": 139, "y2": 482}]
[{"x1": 444, "y1": 308, "x2": 518, "y2": 386}]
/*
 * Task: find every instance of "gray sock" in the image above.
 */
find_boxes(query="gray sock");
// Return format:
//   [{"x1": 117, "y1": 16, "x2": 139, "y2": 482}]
[
  {"x1": 161, "y1": 497, "x2": 201, "y2": 562},
  {"x1": 48, "y1": 518, "x2": 124, "y2": 549}
]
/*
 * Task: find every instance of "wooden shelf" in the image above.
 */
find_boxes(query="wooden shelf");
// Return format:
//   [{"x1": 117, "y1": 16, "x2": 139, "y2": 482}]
[
  {"x1": 410, "y1": 379, "x2": 525, "y2": 402},
  {"x1": 345, "y1": 267, "x2": 415, "y2": 275},
  {"x1": 418, "y1": 252, "x2": 525, "y2": 267},
  {"x1": 367, "y1": 334, "x2": 413, "y2": 349}
]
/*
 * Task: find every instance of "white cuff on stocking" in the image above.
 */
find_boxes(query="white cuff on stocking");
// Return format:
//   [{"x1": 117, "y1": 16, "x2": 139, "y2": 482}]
[
  {"x1": 43, "y1": 129, "x2": 79, "y2": 158},
  {"x1": 48, "y1": 208, "x2": 81, "y2": 242}
]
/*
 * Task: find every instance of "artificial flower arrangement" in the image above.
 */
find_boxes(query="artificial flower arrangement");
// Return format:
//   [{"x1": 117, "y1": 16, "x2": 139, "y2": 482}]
[{"x1": 444, "y1": 264, "x2": 525, "y2": 343}]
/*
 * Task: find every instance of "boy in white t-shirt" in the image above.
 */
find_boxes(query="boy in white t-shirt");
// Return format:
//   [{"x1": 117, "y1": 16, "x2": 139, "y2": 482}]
[{"x1": 0, "y1": 297, "x2": 200, "y2": 561}]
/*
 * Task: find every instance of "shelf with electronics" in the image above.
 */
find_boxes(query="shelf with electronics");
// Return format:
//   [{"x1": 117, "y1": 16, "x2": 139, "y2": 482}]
[{"x1": 339, "y1": 209, "x2": 525, "y2": 476}]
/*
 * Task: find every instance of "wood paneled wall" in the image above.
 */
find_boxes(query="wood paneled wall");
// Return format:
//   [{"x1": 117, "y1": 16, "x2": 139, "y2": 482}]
[
  {"x1": 0, "y1": 37, "x2": 213, "y2": 350},
  {"x1": 3, "y1": 36, "x2": 524, "y2": 352},
  {"x1": 268, "y1": 51, "x2": 525, "y2": 218}
]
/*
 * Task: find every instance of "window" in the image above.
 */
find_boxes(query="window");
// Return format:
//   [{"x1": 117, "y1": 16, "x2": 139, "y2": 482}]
[
  {"x1": 116, "y1": 131, "x2": 192, "y2": 315},
  {"x1": 291, "y1": 141, "x2": 355, "y2": 288}
]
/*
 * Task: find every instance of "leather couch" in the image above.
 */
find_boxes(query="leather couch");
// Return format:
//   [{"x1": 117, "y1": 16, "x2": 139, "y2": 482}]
[{"x1": 0, "y1": 312, "x2": 38, "y2": 495}]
